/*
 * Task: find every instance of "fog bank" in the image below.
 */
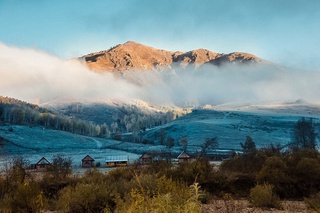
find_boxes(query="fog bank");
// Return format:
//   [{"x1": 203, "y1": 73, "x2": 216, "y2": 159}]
[{"x1": 1, "y1": 43, "x2": 319, "y2": 106}]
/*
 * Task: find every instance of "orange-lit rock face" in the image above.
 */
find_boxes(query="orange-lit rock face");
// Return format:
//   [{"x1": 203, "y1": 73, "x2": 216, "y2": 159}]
[{"x1": 80, "y1": 41, "x2": 265, "y2": 72}]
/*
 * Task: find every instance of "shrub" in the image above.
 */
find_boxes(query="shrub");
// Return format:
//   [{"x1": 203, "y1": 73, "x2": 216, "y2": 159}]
[
  {"x1": 257, "y1": 156, "x2": 287, "y2": 184},
  {"x1": 295, "y1": 158, "x2": 320, "y2": 196},
  {"x1": 305, "y1": 192, "x2": 320, "y2": 212},
  {"x1": 249, "y1": 183, "x2": 281, "y2": 209},
  {"x1": 0, "y1": 182, "x2": 47, "y2": 213},
  {"x1": 220, "y1": 150, "x2": 267, "y2": 175},
  {"x1": 169, "y1": 158, "x2": 213, "y2": 185},
  {"x1": 114, "y1": 175, "x2": 202, "y2": 213},
  {"x1": 56, "y1": 182, "x2": 113, "y2": 213},
  {"x1": 257, "y1": 156, "x2": 289, "y2": 197}
]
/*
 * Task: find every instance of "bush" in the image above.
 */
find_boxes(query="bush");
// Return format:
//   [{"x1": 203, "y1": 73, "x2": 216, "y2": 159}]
[
  {"x1": 220, "y1": 150, "x2": 267, "y2": 175},
  {"x1": 295, "y1": 158, "x2": 320, "y2": 196},
  {"x1": 0, "y1": 182, "x2": 47, "y2": 213},
  {"x1": 57, "y1": 182, "x2": 113, "y2": 212},
  {"x1": 114, "y1": 175, "x2": 202, "y2": 213},
  {"x1": 256, "y1": 156, "x2": 289, "y2": 197},
  {"x1": 305, "y1": 192, "x2": 320, "y2": 212},
  {"x1": 249, "y1": 183, "x2": 281, "y2": 209}
]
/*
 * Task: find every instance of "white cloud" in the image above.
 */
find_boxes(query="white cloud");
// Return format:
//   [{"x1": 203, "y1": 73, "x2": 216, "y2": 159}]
[
  {"x1": 1, "y1": 43, "x2": 320, "y2": 106},
  {"x1": 0, "y1": 43, "x2": 140, "y2": 104}
]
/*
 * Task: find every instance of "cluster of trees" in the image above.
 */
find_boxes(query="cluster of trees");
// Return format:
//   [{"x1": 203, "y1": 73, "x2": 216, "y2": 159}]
[
  {"x1": 109, "y1": 105, "x2": 184, "y2": 141},
  {"x1": 0, "y1": 96, "x2": 110, "y2": 137},
  {"x1": 0, "y1": 96, "x2": 185, "y2": 140}
]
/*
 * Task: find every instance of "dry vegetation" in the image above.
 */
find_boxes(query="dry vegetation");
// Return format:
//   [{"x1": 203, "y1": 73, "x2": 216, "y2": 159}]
[
  {"x1": 0, "y1": 146, "x2": 320, "y2": 212},
  {"x1": 202, "y1": 200, "x2": 308, "y2": 213}
]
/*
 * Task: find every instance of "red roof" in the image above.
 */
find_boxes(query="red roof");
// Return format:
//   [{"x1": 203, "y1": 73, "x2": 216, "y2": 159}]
[
  {"x1": 177, "y1": 151, "x2": 190, "y2": 159},
  {"x1": 82, "y1": 155, "x2": 95, "y2": 162},
  {"x1": 140, "y1": 153, "x2": 152, "y2": 159},
  {"x1": 36, "y1": 157, "x2": 51, "y2": 165}
]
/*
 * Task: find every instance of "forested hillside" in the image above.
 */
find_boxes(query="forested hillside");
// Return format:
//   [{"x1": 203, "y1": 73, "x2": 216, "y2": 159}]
[
  {"x1": 0, "y1": 96, "x2": 185, "y2": 139},
  {"x1": 0, "y1": 96, "x2": 108, "y2": 137}
]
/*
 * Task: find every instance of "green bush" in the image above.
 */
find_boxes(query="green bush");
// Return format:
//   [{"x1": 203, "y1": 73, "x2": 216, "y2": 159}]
[
  {"x1": 305, "y1": 192, "x2": 320, "y2": 212},
  {"x1": 249, "y1": 183, "x2": 281, "y2": 209}
]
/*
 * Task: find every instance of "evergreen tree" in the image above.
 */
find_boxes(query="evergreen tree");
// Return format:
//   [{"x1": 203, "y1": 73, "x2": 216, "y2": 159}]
[{"x1": 240, "y1": 135, "x2": 256, "y2": 154}]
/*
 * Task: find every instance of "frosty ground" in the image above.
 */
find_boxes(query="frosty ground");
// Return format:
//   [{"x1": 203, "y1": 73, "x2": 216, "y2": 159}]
[{"x1": 0, "y1": 101, "x2": 319, "y2": 171}]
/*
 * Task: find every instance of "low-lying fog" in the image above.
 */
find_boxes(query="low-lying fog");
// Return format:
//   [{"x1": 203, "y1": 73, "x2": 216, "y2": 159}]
[{"x1": 1, "y1": 42, "x2": 319, "y2": 107}]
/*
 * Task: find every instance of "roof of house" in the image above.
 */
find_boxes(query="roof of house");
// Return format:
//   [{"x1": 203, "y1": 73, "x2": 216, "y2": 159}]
[
  {"x1": 36, "y1": 157, "x2": 51, "y2": 165},
  {"x1": 140, "y1": 153, "x2": 152, "y2": 159},
  {"x1": 82, "y1": 155, "x2": 95, "y2": 162},
  {"x1": 105, "y1": 155, "x2": 128, "y2": 163},
  {"x1": 177, "y1": 151, "x2": 190, "y2": 159}
]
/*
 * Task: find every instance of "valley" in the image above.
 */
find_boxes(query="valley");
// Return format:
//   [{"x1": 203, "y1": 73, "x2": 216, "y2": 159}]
[{"x1": 1, "y1": 100, "x2": 319, "y2": 171}]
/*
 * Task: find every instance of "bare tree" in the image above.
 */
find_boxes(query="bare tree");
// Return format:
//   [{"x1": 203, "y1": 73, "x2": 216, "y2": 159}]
[
  {"x1": 50, "y1": 154, "x2": 72, "y2": 179},
  {"x1": 165, "y1": 136, "x2": 175, "y2": 150},
  {"x1": 180, "y1": 137, "x2": 188, "y2": 152},
  {"x1": 197, "y1": 137, "x2": 218, "y2": 160},
  {"x1": 292, "y1": 117, "x2": 317, "y2": 150}
]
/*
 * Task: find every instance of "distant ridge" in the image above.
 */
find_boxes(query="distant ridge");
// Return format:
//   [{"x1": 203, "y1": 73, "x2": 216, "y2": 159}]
[{"x1": 80, "y1": 41, "x2": 268, "y2": 72}]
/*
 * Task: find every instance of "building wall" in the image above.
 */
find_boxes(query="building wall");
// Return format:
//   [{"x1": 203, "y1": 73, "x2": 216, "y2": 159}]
[
  {"x1": 36, "y1": 164, "x2": 49, "y2": 172},
  {"x1": 178, "y1": 158, "x2": 190, "y2": 164},
  {"x1": 106, "y1": 161, "x2": 127, "y2": 167},
  {"x1": 82, "y1": 161, "x2": 93, "y2": 168},
  {"x1": 106, "y1": 162, "x2": 116, "y2": 167}
]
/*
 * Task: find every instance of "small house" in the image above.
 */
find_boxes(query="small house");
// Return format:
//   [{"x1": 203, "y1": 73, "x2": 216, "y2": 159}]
[
  {"x1": 81, "y1": 155, "x2": 95, "y2": 168},
  {"x1": 177, "y1": 151, "x2": 190, "y2": 163},
  {"x1": 139, "y1": 153, "x2": 153, "y2": 165},
  {"x1": 35, "y1": 157, "x2": 51, "y2": 172},
  {"x1": 105, "y1": 155, "x2": 128, "y2": 167}
]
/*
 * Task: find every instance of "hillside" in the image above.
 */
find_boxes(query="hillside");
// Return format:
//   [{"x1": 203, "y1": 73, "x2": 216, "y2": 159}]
[
  {"x1": 80, "y1": 41, "x2": 267, "y2": 72},
  {"x1": 0, "y1": 96, "x2": 108, "y2": 137},
  {"x1": 0, "y1": 125, "x2": 140, "y2": 169}
]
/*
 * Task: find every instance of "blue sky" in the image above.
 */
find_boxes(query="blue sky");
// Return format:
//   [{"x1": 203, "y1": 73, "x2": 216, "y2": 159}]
[{"x1": 0, "y1": 0, "x2": 320, "y2": 70}]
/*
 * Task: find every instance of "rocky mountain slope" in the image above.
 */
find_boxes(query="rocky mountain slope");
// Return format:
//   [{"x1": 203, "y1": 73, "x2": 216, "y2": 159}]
[{"x1": 80, "y1": 41, "x2": 267, "y2": 72}]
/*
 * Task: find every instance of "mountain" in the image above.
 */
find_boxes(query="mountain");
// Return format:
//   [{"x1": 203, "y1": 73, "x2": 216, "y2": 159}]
[{"x1": 80, "y1": 41, "x2": 267, "y2": 72}]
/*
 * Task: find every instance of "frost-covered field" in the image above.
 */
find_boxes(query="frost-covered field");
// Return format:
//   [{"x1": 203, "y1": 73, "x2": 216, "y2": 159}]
[
  {"x1": 0, "y1": 102, "x2": 319, "y2": 170},
  {"x1": 143, "y1": 102, "x2": 320, "y2": 151},
  {"x1": 0, "y1": 125, "x2": 140, "y2": 170}
]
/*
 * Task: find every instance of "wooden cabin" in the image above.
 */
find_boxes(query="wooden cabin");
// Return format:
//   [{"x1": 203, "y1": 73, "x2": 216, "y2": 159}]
[
  {"x1": 139, "y1": 153, "x2": 153, "y2": 165},
  {"x1": 105, "y1": 155, "x2": 128, "y2": 167},
  {"x1": 81, "y1": 155, "x2": 95, "y2": 168},
  {"x1": 35, "y1": 157, "x2": 51, "y2": 172},
  {"x1": 177, "y1": 151, "x2": 190, "y2": 163}
]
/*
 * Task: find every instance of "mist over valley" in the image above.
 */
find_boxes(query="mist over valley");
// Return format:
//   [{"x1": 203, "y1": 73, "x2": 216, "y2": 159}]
[{"x1": 1, "y1": 41, "x2": 320, "y2": 167}]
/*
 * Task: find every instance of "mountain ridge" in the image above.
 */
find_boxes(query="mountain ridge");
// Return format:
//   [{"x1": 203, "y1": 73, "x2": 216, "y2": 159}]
[{"x1": 80, "y1": 41, "x2": 268, "y2": 72}]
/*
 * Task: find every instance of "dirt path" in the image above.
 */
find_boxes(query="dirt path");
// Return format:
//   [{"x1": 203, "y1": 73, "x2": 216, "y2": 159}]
[
  {"x1": 84, "y1": 136, "x2": 103, "y2": 149},
  {"x1": 202, "y1": 200, "x2": 309, "y2": 213}
]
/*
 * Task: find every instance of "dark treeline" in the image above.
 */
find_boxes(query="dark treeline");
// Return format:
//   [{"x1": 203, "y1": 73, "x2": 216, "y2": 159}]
[
  {"x1": 0, "y1": 96, "x2": 109, "y2": 137},
  {"x1": 0, "y1": 96, "x2": 184, "y2": 139}
]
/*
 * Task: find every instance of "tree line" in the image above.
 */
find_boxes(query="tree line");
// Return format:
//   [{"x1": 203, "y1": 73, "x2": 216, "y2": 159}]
[
  {"x1": 0, "y1": 96, "x2": 109, "y2": 137},
  {"x1": 0, "y1": 96, "x2": 185, "y2": 139}
]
